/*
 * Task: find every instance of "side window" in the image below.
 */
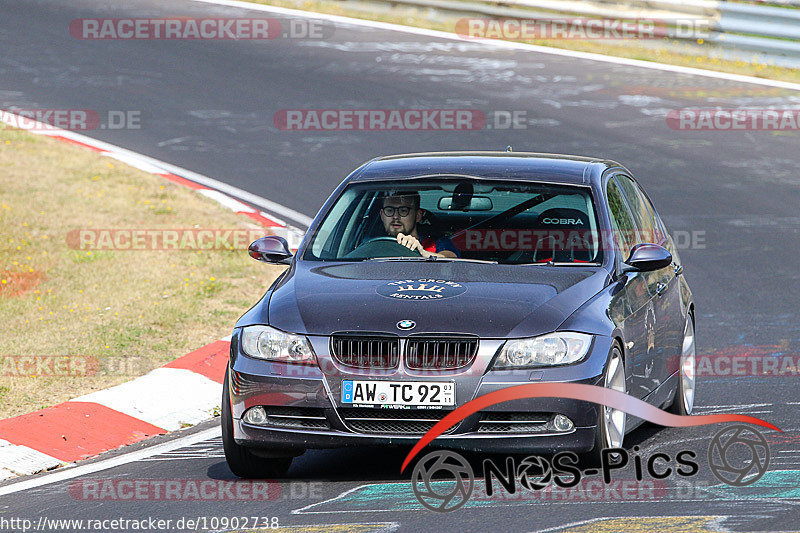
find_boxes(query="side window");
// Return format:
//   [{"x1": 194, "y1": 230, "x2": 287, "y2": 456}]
[
  {"x1": 310, "y1": 188, "x2": 361, "y2": 258},
  {"x1": 615, "y1": 174, "x2": 657, "y2": 244},
  {"x1": 636, "y1": 185, "x2": 667, "y2": 243},
  {"x1": 606, "y1": 178, "x2": 637, "y2": 259}
]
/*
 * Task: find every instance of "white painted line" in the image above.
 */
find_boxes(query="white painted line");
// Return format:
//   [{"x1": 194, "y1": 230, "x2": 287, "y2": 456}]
[
  {"x1": 198, "y1": 188, "x2": 255, "y2": 213},
  {"x1": 152, "y1": 160, "x2": 313, "y2": 228},
  {"x1": 0, "y1": 111, "x2": 307, "y2": 482},
  {"x1": 693, "y1": 409, "x2": 774, "y2": 415},
  {"x1": 191, "y1": 0, "x2": 800, "y2": 92},
  {"x1": 0, "y1": 440, "x2": 62, "y2": 478},
  {"x1": 268, "y1": 225, "x2": 306, "y2": 250},
  {"x1": 292, "y1": 483, "x2": 385, "y2": 515},
  {"x1": 694, "y1": 403, "x2": 772, "y2": 410},
  {"x1": 102, "y1": 151, "x2": 172, "y2": 175},
  {"x1": 0, "y1": 428, "x2": 220, "y2": 496},
  {"x1": 70, "y1": 368, "x2": 222, "y2": 431},
  {"x1": 293, "y1": 486, "x2": 769, "y2": 514},
  {"x1": 259, "y1": 211, "x2": 287, "y2": 228},
  {"x1": 0, "y1": 110, "x2": 313, "y2": 228}
]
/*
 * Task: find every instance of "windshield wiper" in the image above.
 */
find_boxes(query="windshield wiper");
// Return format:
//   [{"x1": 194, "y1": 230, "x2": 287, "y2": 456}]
[
  {"x1": 519, "y1": 261, "x2": 601, "y2": 266},
  {"x1": 437, "y1": 257, "x2": 498, "y2": 264},
  {"x1": 363, "y1": 256, "x2": 430, "y2": 262},
  {"x1": 363, "y1": 256, "x2": 498, "y2": 264}
]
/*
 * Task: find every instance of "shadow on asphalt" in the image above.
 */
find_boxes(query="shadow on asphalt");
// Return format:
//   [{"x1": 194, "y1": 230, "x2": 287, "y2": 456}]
[{"x1": 206, "y1": 422, "x2": 666, "y2": 482}]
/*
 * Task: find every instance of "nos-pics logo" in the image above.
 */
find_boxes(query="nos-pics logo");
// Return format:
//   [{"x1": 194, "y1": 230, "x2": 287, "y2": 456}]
[{"x1": 411, "y1": 424, "x2": 770, "y2": 512}]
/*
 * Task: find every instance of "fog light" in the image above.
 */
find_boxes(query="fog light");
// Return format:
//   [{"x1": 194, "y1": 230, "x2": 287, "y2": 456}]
[
  {"x1": 553, "y1": 414, "x2": 574, "y2": 432},
  {"x1": 243, "y1": 406, "x2": 268, "y2": 425}
]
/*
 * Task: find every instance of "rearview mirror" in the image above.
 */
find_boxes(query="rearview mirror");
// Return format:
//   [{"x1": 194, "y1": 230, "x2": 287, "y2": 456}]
[
  {"x1": 621, "y1": 243, "x2": 672, "y2": 273},
  {"x1": 248, "y1": 236, "x2": 292, "y2": 264},
  {"x1": 438, "y1": 195, "x2": 493, "y2": 211}
]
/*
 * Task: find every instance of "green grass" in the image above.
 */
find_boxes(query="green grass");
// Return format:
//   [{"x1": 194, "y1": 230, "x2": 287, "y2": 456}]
[{"x1": 0, "y1": 125, "x2": 286, "y2": 418}]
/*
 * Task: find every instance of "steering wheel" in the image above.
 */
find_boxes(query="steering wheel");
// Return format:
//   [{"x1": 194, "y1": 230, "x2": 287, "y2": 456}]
[{"x1": 343, "y1": 236, "x2": 422, "y2": 259}]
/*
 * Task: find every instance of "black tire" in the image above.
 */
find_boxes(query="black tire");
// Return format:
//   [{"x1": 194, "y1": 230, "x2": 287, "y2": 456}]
[
  {"x1": 668, "y1": 313, "x2": 696, "y2": 416},
  {"x1": 221, "y1": 368, "x2": 293, "y2": 479},
  {"x1": 581, "y1": 344, "x2": 626, "y2": 467}
]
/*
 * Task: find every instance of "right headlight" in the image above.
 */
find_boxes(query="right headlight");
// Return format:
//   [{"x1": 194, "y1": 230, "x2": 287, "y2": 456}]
[
  {"x1": 240, "y1": 325, "x2": 316, "y2": 364},
  {"x1": 493, "y1": 332, "x2": 593, "y2": 368}
]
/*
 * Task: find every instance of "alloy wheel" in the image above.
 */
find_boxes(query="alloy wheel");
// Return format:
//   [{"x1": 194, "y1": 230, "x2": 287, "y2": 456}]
[{"x1": 602, "y1": 349, "x2": 627, "y2": 449}]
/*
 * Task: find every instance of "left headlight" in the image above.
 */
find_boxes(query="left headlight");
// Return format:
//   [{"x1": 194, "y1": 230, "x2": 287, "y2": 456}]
[
  {"x1": 240, "y1": 325, "x2": 316, "y2": 364},
  {"x1": 493, "y1": 332, "x2": 593, "y2": 368}
]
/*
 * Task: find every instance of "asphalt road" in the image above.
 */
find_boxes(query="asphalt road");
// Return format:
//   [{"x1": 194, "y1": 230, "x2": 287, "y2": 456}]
[{"x1": 2, "y1": 0, "x2": 800, "y2": 531}]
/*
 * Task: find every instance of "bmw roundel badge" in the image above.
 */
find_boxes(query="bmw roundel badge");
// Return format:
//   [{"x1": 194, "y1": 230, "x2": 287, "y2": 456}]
[{"x1": 397, "y1": 320, "x2": 416, "y2": 330}]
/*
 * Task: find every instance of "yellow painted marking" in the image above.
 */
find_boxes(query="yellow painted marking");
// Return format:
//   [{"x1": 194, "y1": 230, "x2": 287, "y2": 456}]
[{"x1": 549, "y1": 516, "x2": 800, "y2": 533}]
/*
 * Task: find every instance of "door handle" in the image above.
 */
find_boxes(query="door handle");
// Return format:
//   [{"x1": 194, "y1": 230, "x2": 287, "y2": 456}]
[{"x1": 657, "y1": 282, "x2": 668, "y2": 296}]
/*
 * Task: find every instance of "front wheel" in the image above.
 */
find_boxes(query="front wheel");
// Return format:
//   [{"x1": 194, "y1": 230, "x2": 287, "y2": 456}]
[
  {"x1": 221, "y1": 369, "x2": 293, "y2": 478},
  {"x1": 583, "y1": 345, "x2": 627, "y2": 465},
  {"x1": 668, "y1": 313, "x2": 696, "y2": 416}
]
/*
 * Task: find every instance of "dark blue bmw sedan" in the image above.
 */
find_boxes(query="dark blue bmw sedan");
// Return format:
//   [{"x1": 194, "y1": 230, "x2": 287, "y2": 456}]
[{"x1": 222, "y1": 152, "x2": 696, "y2": 478}]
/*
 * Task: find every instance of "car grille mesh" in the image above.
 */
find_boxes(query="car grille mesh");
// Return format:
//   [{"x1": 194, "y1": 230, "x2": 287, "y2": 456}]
[
  {"x1": 405, "y1": 337, "x2": 478, "y2": 370},
  {"x1": 477, "y1": 412, "x2": 552, "y2": 433},
  {"x1": 330, "y1": 335, "x2": 478, "y2": 370},
  {"x1": 331, "y1": 335, "x2": 399, "y2": 369},
  {"x1": 263, "y1": 407, "x2": 329, "y2": 430},
  {"x1": 339, "y1": 408, "x2": 456, "y2": 435}
]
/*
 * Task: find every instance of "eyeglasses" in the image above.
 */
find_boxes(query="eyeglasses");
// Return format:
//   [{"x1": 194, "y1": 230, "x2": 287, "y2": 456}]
[{"x1": 381, "y1": 206, "x2": 412, "y2": 217}]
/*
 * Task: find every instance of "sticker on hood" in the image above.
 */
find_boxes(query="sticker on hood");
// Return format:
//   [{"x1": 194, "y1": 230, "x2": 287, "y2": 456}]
[{"x1": 377, "y1": 279, "x2": 467, "y2": 301}]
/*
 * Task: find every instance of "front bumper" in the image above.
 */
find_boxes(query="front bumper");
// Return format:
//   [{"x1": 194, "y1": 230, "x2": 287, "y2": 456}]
[{"x1": 227, "y1": 331, "x2": 614, "y2": 454}]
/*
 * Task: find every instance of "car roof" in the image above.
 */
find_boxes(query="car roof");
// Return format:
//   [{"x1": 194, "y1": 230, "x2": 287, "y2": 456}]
[{"x1": 347, "y1": 151, "x2": 625, "y2": 187}]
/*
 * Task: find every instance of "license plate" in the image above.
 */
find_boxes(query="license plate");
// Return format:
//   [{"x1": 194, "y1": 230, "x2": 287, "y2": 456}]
[{"x1": 341, "y1": 380, "x2": 455, "y2": 407}]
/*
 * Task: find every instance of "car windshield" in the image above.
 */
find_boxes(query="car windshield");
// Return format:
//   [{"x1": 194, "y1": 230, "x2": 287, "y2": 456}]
[{"x1": 303, "y1": 178, "x2": 604, "y2": 265}]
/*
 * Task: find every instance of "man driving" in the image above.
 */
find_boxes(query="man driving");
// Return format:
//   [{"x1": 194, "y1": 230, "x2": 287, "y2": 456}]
[{"x1": 380, "y1": 191, "x2": 460, "y2": 258}]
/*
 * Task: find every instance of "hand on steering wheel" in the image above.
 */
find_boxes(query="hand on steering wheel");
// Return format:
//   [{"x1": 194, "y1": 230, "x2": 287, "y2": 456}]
[
  {"x1": 395, "y1": 233, "x2": 430, "y2": 257},
  {"x1": 343, "y1": 236, "x2": 423, "y2": 259}
]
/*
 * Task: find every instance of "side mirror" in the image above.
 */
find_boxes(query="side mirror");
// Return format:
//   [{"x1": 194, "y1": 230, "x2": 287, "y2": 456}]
[
  {"x1": 248, "y1": 236, "x2": 292, "y2": 264},
  {"x1": 621, "y1": 243, "x2": 672, "y2": 273}
]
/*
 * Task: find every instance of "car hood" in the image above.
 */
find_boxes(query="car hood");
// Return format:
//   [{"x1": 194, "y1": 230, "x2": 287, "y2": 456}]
[{"x1": 241, "y1": 260, "x2": 609, "y2": 338}]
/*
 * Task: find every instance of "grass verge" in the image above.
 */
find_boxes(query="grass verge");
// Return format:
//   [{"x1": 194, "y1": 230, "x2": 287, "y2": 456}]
[{"x1": 0, "y1": 125, "x2": 285, "y2": 418}]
